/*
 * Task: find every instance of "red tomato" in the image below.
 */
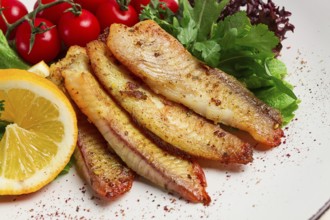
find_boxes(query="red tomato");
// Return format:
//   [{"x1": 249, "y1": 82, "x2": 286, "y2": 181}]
[
  {"x1": 160, "y1": 0, "x2": 179, "y2": 13},
  {"x1": 96, "y1": 0, "x2": 139, "y2": 30},
  {"x1": 131, "y1": 0, "x2": 150, "y2": 15},
  {"x1": 15, "y1": 18, "x2": 61, "y2": 64},
  {"x1": 34, "y1": 0, "x2": 71, "y2": 25},
  {"x1": 73, "y1": 0, "x2": 108, "y2": 14},
  {"x1": 58, "y1": 9, "x2": 100, "y2": 47},
  {"x1": 0, "y1": 0, "x2": 28, "y2": 37}
]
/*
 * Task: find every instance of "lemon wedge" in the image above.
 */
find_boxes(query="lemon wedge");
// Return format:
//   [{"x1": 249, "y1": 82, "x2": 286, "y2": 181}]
[
  {"x1": 0, "y1": 69, "x2": 77, "y2": 195},
  {"x1": 27, "y1": 60, "x2": 50, "y2": 78}
]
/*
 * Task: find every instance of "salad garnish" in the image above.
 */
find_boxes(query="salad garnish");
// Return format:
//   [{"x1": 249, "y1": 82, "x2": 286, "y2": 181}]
[
  {"x1": 219, "y1": 0, "x2": 295, "y2": 54},
  {"x1": 141, "y1": 0, "x2": 299, "y2": 124}
]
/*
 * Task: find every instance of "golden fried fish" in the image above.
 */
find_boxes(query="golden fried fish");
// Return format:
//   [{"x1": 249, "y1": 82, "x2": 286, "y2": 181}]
[
  {"x1": 86, "y1": 40, "x2": 252, "y2": 164},
  {"x1": 108, "y1": 20, "x2": 284, "y2": 147},
  {"x1": 61, "y1": 47, "x2": 211, "y2": 205}
]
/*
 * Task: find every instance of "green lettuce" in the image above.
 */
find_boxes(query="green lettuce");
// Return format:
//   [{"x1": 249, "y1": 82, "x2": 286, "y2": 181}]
[{"x1": 0, "y1": 31, "x2": 29, "y2": 69}]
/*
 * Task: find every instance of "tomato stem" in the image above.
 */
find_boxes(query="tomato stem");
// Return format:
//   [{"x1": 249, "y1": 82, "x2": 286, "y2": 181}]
[
  {"x1": 116, "y1": 0, "x2": 131, "y2": 11},
  {"x1": 0, "y1": 8, "x2": 11, "y2": 29},
  {"x1": 65, "y1": 3, "x2": 82, "y2": 16},
  {"x1": 2, "y1": 0, "x2": 77, "y2": 39},
  {"x1": 28, "y1": 21, "x2": 56, "y2": 54}
]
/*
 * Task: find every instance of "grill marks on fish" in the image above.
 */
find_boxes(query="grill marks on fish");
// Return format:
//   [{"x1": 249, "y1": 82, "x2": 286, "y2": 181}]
[
  {"x1": 61, "y1": 48, "x2": 211, "y2": 205},
  {"x1": 86, "y1": 40, "x2": 252, "y2": 164},
  {"x1": 107, "y1": 20, "x2": 284, "y2": 147}
]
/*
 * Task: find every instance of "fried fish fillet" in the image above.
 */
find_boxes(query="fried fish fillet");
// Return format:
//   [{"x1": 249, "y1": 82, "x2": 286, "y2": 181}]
[
  {"x1": 107, "y1": 20, "x2": 284, "y2": 147},
  {"x1": 61, "y1": 47, "x2": 211, "y2": 205},
  {"x1": 75, "y1": 112, "x2": 134, "y2": 199},
  {"x1": 50, "y1": 46, "x2": 134, "y2": 199},
  {"x1": 86, "y1": 40, "x2": 252, "y2": 164}
]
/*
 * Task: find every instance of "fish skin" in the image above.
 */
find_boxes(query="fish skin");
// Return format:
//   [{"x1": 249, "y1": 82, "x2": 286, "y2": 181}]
[
  {"x1": 50, "y1": 46, "x2": 134, "y2": 199},
  {"x1": 86, "y1": 40, "x2": 252, "y2": 164},
  {"x1": 75, "y1": 113, "x2": 135, "y2": 199},
  {"x1": 61, "y1": 49, "x2": 211, "y2": 205},
  {"x1": 107, "y1": 20, "x2": 284, "y2": 147}
]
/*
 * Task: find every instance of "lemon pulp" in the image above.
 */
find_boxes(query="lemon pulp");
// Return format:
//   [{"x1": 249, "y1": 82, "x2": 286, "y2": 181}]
[{"x1": 0, "y1": 69, "x2": 77, "y2": 195}]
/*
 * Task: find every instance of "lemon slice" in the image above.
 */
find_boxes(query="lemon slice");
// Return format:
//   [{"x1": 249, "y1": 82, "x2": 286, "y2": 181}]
[{"x1": 0, "y1": 69, "x2": 77, "y2": 195}]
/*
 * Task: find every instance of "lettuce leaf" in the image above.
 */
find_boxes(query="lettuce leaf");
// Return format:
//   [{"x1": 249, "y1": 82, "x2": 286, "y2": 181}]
[{"x1": 0, "y1": 31, "x2": 29, "y2": 69}]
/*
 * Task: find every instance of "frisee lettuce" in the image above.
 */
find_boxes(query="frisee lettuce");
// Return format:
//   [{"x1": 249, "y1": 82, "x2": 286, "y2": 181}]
[{"x1": 141, "y1": 0, "x2": 299, "y2": 125}]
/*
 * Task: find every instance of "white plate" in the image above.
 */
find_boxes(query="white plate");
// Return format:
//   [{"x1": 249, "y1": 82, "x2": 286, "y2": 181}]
[{"x1": 2, "y1": 0, "x2": 330, "y2": 219}]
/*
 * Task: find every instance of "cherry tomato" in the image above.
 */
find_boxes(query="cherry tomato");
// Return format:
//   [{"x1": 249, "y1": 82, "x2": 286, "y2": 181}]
[
  {"x1": 58, "y1": 9, "x2": 100, "y2": 47},
  {"x1": 15, "y1": 18, "x2": 61, "y2": 64},
  {"x1": 0, "y1": 0, "x2": 28, "y2": 37},
  {"x1": 130, "y1": 0, "x2": 150, "y2": 15},
  {"x1": 34, "y1": 0, "x2": 71, "y2": 25},
  {"x1": 160, "y1": 0, "x2": 179, "y2": 13},
  {"x1": 96, "y1": 0, "x2": 139, "y2": 30},
  {"x1": 73, "y1": 0, "x2": 108, "y2": 14}
]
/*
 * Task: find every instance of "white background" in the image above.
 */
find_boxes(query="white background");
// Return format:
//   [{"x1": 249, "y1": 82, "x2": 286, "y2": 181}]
[{"x1": 1, "y1": 0, "x2": 330, "y2": 219}]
